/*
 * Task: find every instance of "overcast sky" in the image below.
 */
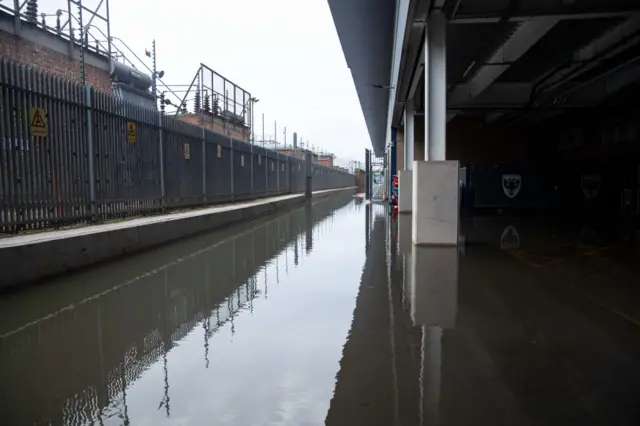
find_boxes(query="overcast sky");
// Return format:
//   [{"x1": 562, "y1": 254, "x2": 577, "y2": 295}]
[{"x1": 36, "y1": 0, "x2": 370, "y2": 166}]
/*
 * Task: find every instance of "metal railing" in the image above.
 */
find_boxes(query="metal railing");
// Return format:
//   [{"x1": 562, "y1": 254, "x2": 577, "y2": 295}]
[{"x1": 0, "y1": 57, "x2": 354, "y2": 233}]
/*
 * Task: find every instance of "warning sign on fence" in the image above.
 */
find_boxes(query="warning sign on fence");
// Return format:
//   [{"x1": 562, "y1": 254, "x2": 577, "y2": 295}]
[
  {"x1": 127, "y1": 121, "x2": 137, "y2": 143},
  {"x1": 29, "y1": 107, "x2": 47, "y2": 137},
  {"x1": 184, "y1": 143, "x2": 190, "y2": 160}
]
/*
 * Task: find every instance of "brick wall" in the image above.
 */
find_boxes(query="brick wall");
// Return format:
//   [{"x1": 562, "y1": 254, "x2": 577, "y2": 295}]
[
  {"x1": 317, "y1": 155, "x2": 334, "y2": 167},
  {"x1": 0, "y1": 29, "x2": 112, "y2": 92},
  {"x1": 178, "y1": 113, "x2": 249, "y2": 142}
]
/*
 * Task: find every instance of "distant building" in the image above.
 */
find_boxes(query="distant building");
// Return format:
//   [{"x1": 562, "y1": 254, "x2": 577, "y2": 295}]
[
  {"x1": 266, "y1": 144, "x2": 319, "y2": 162},
  {"x1": 317, "y1": 154, "x2": 334, "y2": 168}
]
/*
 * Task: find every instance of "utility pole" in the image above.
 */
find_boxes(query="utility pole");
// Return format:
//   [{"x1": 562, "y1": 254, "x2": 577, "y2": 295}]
[
  {"x1": 262, "y1": 113, "x2": 265, "y2": 149},
  {"x1": 274, "y1": 121, "x2": 277, "y2": 144},
  {"x1": 78, "y1": 0, "x2": 86, "y2": 85},
  {"x1": 284, "y1": 127, "x2": 287, "y2": 148},
  {"x1": 151, "y1": 39, "x2": 157, "y2": 99},
  {"x1": 250, "y1": 98, "x2": 256, "y2": 144}
]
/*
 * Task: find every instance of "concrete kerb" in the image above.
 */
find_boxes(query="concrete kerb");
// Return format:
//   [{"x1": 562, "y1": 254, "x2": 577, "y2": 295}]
[{"x1": 0, "y1": 187, "x2": 356, "y2": 289}]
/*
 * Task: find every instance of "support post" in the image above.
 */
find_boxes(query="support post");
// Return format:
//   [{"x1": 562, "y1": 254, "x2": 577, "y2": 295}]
[
  {"x1": 305, "y1": 152, "x2": 312, "y2": 204},
  {"x1": 405, "y1": 99, "x2": 415, "y2": 169},
  {"x1": 399, "y1": 99, "x2": 415, "y2": 213},
  {"x1": 151, "y1": 39, "x2": 157, "y2": 100},
  {"x1": 202, "y1": 125, "x2": 207, "y2": 204},
  {"x1": 159, "y1": 111, "x2": 166, "y2": 210},
  {"x1": 230, "y1": 136, "x2": 235, "y2": 201},
  {"x1": 388, "y1": 128, "x2": 397, "y2": 205},
  {"x1": 13, "y1": 0, "x2": 21, "y2": 33},
  {"x1": 428, "y1": 11, "x2": 447, "y2": 162},
  {"x1": 85, "y1": 86, "x2": 97, "y2": 221},
  {"x1": 413, "y1": 11, "x2": 459, "y2": 245},
  {"x1": 364, "y1": 149, "x2": 369, "y2": 199},
  {"x1": 276, "y1": 152, "x2": 280, "y2": 195}
]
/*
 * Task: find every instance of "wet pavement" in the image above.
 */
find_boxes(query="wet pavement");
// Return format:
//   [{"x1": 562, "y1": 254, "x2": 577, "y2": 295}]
[{"x1": 2, "y1": 195, "x2": 640, "y2": 425}]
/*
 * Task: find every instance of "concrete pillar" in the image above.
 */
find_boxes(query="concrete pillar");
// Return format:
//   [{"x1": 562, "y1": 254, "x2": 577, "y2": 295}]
[
  {"x1": 405, "y1": 99, "x2": 415, "y2": 168},
  {"x1": 396, "y1": 130, "x2": 405, "y2": 172},
  {"x1": 428, "y1": 12, "x2": 447, "y2": 162},
  {"x1": 413, "y1": 11, "x2": 459, "y2": 245},
  {"x1": 399, "y1": 99, "x2": 415, "y2": 213},
  {"x1": 389, "y1": 128, "x2": 398, "y2": 205}
]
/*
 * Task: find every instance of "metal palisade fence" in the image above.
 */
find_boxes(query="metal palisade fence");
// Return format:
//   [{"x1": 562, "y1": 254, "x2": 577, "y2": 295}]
[{"x1": 0, "y1": 57, "x2": 354, "y2": 233}]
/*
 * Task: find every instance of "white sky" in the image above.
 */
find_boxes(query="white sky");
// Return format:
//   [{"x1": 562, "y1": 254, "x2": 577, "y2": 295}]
[{"x1": 34, "y1": 0, "x2": 370, "y2": 165}]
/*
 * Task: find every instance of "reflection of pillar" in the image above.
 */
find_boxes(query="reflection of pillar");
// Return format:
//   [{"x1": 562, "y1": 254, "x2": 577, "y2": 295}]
[
  {"x1": 250, "y1": 230, "x2": 256, "y2": 313},
  {"x1": 305, "y1": 206, "x2": 313, "y2": 254},
  {"x1": 276, "y1": 218, "x2": 280, "y2": 284},
  {"x1": 398, "y1": 213, "x2": 412, "y2": 309},
  {"x1": 160, "y1": 269, "x2": 171, "y2": 417},
  {"x1": 365, "y1": 203, "x2": 371, "y2": 249},
  {"x1": 121, "y1": 355, "x2": 131, "y2": 425},
  {"x1": 232, "y1": 238, "x2": 236, "y2": 282},
  {"x1": 264, "y1": 262, "x2": 268, "y2": 300},
  {"x1": 204, "y1": 249, "x2": 210, "y2": 368},
  {"x1": 411, "y1": 247, "x2": 458, "y2": 328},
  {"x1": 386, "y1": 213, "x2": 401, "y2": 425},
  {"x1": 294, "y1": 237, "x2": 299, "y2": 266},
  {"x1": 411, "y1": 246, "x2": 458, "y2": 426},
  {"x1": 97, "y1": 307, "x2": 107, "y2": 423},
  {"x1": 420, "y1": 326, "x2": 442, "y2": 426}
]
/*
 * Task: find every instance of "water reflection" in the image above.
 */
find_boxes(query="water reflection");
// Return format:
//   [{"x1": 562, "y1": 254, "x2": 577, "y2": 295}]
[
  {"x1": 6, "y1": 199, "x2": 635, "y2": 425},
  {"x1": 325, "y1": 206, "x2": 460, "y2": 426},
  {"x1": 0, "y1": 193, "x2": 360, "y2": 426}
]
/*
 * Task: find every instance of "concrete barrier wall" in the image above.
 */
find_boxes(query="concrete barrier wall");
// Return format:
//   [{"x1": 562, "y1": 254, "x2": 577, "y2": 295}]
[{"x1": 0, "y1": 188, "x2": 356, "y2": 290}]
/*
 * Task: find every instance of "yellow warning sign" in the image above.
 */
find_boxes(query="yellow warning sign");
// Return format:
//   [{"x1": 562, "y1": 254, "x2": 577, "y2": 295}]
[
  {"x1": 184, "y1": 143, "x2": 190, "y2": 160},
  {"x1": 127, "y1": 121, "x2": 137, "y2": 143},
  {"x1": 29, "y1": 107, "x2": 47, "y2": 137}
]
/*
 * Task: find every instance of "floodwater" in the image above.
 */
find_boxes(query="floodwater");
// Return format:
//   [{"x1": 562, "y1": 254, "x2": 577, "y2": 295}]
[{"x1": 2, "y1": 194, "x2": 640, "y2": 426}]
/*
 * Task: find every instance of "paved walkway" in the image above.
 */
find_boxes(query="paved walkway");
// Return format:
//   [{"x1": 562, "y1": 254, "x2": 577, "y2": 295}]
[{"x1": 0, "y1": 188, "x2": 354, "y2": 249}]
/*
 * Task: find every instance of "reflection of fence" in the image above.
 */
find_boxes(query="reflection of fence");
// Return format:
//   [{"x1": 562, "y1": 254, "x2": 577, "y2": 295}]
[
  {"x1": 0, "y1": 57, "x2": 354, "y2": 233},
  {"x1": 0, "y1": 192, "x2": 352, "y2": 426}
]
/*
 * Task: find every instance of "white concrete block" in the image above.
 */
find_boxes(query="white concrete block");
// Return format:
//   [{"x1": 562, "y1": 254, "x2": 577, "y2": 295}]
[
  {"x1": 410, "y1": 246, "x2": 458, "y2": 328},
  {"x1": 412, "y1": 160, "x2": 459, "y2": 245},
  {"x1": 398, "y1": 170, "x2": 413, "y2": 213}
]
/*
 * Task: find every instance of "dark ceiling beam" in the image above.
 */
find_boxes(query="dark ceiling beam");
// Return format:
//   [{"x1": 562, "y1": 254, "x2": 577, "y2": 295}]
[
  {"x1": 447, "y1": 15, "x2": 558, "y2": 122},
  {"x1": 450, "y1": 82, "x2": 532, "y2": 105},
  {"x1": 534, "y1": 14, "x2": 640, "y2": 101},
  {"x1": 450, "y1": 9, "x2": 639, "y2": 24},
  {"x1": 447, "y1": 104, "x2": 631, "y2": 112}
]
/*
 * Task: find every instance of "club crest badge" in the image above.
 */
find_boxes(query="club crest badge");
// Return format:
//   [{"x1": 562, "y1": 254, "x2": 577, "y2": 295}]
[
  {"x1": 500, "y1": 225, "x2": 520, "y2": 250},
  {"x1": 581, "y1": 174, "x2": 601, "y2": 200},
  {"x1": 502, "y1": 174, "x2": 522, "y2": 199}
]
